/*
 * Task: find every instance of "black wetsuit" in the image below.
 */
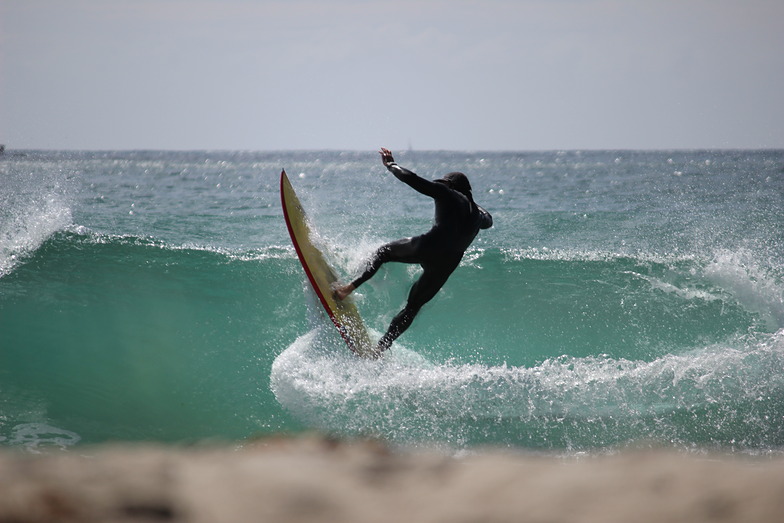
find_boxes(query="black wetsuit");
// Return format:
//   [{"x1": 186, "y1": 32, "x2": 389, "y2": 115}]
[{"x1": 351, "y1": 162, "x2": 493, "y2": 351}]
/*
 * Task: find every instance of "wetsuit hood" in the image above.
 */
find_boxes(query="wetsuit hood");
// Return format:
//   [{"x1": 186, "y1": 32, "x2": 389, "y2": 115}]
[{"x1": 436, "y1": 172, "x2": 473, "y2": 199}]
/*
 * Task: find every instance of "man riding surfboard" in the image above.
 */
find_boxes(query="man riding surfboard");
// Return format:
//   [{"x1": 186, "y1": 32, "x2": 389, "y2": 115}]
[{"x1": 335, "y1": 148, "x2": 493, "y2": 354}]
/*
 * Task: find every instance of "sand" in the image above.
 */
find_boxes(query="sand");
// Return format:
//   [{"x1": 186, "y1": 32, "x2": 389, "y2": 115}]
[{"x1": 2, "y1": 435, "x2": 784, "y2": 523}]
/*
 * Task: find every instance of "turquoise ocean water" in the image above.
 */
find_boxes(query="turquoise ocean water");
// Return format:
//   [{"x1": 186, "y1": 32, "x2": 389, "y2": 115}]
[{"x1": 1, "y1": 150, "x2": 783, "y2": 453}]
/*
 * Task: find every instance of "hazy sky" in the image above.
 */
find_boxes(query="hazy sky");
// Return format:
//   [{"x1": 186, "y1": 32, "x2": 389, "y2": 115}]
[{"x1": 2, "y1": 0, "x2": 783, "y2": 151}]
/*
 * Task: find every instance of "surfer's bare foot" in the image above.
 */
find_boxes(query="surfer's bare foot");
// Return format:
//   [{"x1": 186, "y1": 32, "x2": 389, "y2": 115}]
[{"x1": 333, "y1": 283, "x2": 355, "y2": 300}]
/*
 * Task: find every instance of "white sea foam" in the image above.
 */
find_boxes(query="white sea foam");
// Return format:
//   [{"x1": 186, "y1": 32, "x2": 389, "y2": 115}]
[
  {"x1": 5, "y1": 423, "x2": 81, "y2": 452},
  {"x1": 0, "y1": 195, "x2": 72, "y2": 277},
  {"x1": 271, "y1": 324, "x2": 784, "y2": 450}
]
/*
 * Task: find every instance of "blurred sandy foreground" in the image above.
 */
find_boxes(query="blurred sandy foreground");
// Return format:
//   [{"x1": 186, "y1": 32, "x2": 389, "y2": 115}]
[{"x1": 1, "y1": 435, "x2": 784, "y2": 523}]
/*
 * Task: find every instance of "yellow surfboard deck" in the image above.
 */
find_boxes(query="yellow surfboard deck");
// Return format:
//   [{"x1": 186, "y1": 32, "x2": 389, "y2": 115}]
[{"x1": 280, "y1": 170, "x2": 375, "y2": 357}]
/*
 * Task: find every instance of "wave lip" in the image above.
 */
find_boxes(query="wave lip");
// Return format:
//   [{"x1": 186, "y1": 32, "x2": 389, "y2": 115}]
[
  {"x1": 0, "y1": 160, "x2": 74, "y2": 277},
  {"x1": 703, "y1": 248, "x2": 784, "y2": 332},
  {"x1": 0, "y1": 196, "x2": 72, "y2": 277}
]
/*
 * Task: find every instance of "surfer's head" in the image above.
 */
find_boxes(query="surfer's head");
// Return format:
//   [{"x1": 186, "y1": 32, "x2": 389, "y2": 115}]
[{"x1": 436, "y1": 172, "x2": 472, "y2": 199}]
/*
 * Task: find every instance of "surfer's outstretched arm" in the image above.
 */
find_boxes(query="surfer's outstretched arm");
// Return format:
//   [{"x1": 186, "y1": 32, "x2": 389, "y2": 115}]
[
  {"x1": 477, "y1": 204, "x2": 493, "y2": 229},
  {"x1": 379, "y1": 147, "x2": 447, "y2": 198}
]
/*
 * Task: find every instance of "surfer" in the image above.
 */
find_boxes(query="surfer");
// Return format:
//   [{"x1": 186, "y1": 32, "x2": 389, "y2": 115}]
[{"x1": 335, "y1": 147, "x2": 493, "y2": 353}]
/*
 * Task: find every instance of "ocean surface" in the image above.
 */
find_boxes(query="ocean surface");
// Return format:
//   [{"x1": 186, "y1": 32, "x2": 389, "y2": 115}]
[{"x1": 1, "y1": 149, "x2": 783, "y2": 454}]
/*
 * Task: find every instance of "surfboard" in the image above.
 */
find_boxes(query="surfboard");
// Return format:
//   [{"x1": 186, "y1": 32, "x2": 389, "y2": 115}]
[{"x1": 280, "y1": 170, "x2": 375, "y2": 357}]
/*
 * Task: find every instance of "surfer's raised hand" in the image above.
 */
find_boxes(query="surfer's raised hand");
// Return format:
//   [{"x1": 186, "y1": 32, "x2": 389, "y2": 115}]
[{"x1": 379, "y1": 147, "x2": 395, "y2": 168}]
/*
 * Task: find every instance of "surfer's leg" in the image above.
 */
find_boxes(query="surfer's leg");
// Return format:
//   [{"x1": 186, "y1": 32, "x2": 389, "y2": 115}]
[
  {"x1": 377, "y1": 265, "x2": 454, "y2": 351},
  {"x1": 337, "y1": 238, "x2": 420, "y2": 299}
]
